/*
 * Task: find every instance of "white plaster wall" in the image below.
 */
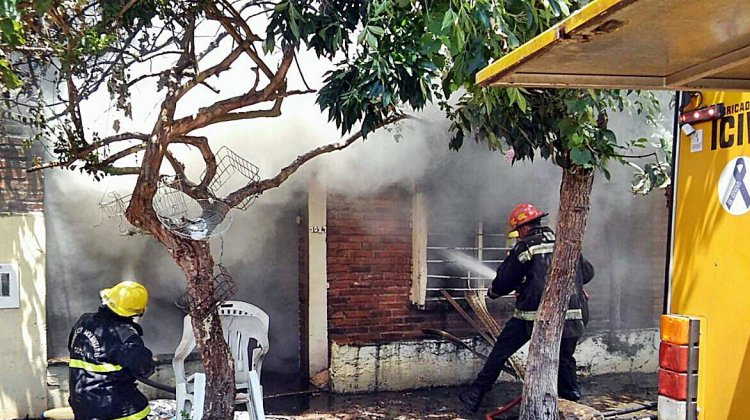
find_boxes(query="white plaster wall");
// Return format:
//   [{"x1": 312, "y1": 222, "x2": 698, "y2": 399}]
[
  {"x1": 329, "y1": 328, "x2": 658, "y2": 393},
  {"x1": 0, "y1": 214, "x2": 47, "y2": 419}
]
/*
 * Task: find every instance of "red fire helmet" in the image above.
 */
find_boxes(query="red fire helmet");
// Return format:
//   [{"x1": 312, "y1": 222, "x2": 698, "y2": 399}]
[{"x1": 507, "y1": 203, "x2": 547, "y2": 231}]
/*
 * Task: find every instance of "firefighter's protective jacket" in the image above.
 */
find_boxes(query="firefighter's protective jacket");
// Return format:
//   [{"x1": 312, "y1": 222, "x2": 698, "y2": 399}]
[
  {"x1": 68, "y1": 306, "x2": 155, "y2": 420},
  {"x1": 489, "y1": 225, "x2": 595, "y2": 338}
]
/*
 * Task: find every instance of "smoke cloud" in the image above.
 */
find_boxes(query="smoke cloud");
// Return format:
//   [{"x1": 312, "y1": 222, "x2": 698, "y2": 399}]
[{"x1": 44, "y1": 34, "x2": 670, "y2": 378}]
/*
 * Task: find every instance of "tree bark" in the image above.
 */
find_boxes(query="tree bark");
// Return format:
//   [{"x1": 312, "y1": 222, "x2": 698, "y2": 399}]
[
  {"x1": 176, "y1": 239, "x2": 236, "y2": 420},
  {"x1": 125, "y1": 115, "x2": 236, "y2": 420},
  {"x1": 127, "y1": 204, "x2": 236, "y2": 420},
  {"x1": 518, "y1": 167, "x2": 594, "y2": 420}
]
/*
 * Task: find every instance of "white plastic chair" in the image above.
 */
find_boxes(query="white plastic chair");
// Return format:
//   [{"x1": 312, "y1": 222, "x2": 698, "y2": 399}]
[{"x1": 173, "y1": 301, "x2": 270, "y2": 420}]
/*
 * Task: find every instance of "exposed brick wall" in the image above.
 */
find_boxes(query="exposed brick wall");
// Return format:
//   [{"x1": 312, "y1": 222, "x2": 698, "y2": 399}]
[
  {"x1": 324, "y1": 185, "x2": 667, "y2": 346},
  {"x1": 326, "y1": 187, "x2": 512, "y2": 345},
  {"x1": 0, "y1": 119, "x2": 43, "y2": 213}
]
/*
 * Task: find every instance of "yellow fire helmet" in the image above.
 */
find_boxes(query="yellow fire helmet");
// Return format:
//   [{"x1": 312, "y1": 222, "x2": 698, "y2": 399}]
[{"x1": 100, "y1": 281, "x2": 148, "y2": 317}]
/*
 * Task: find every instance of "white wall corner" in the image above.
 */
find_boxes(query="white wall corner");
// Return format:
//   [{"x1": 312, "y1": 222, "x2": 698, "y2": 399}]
[
  {"x1": 307, "y1": 179, "x2": 329, "y2": 377},
  {"x1": 410, "y1": 193, "x2": 427, "y2": 307}
]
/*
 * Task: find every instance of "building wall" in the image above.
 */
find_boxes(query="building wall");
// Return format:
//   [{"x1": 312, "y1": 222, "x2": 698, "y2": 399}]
[
  {"x1": 322, "y1": 182, "x2": 667, "y2": 391},
  {"x1": 329, "y1": 329, "x2": 659, "y2": 393},
  {"x1": 326, "y1": 188, "x2": 492, "y2": 345},
  {"x1": 0, "y1": 120, "x2": 44, "y2": 213},
  {"x1": 321, "y1": 113, "x2": 670, "y2": 392},
  {"x1": 0, "y1": 119, "x2": 47, "y2": 419},
  {"x1": 44, "y1": 172, "x2": 303, "y2": 377}
]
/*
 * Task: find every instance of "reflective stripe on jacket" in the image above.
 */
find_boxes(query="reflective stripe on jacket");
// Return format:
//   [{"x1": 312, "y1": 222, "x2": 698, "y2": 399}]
[
  {"x1": 68, "y1": 307, "x2": 155, "y2": 420},
  {"x1": 490, "y1": 225, "x2": 595, "y2": 338}
]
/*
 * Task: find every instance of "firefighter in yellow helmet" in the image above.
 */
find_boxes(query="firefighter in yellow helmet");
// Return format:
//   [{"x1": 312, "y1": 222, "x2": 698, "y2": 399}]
[{"x1": 68, "y1": 281, "x2": 155, "y2": 420}]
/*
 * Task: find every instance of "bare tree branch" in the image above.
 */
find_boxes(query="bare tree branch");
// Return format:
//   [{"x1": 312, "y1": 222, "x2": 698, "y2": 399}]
[
  {"x1": 127, "y1": 70, "x2": 169, "y2": 88},
  {"x1": 171, "y1": 135, "x2": 218, "y2": 190},
  {"x1": 27, "y1": 132, "x2": 150, "y2": 173},
  {"x1": 196, "y1": 32, "x2": 231, "y2": 62},
  {"x1": 172, "y1": 48, "x2": 294, "y2": 135},
  {"x1": 201, "y1": 89, "x2": 313, "y2": 125},
  {"x1": 164, "y1": 149, "x2": 187, "y2": 180},
  {"x1": 208, "y1": 4, "x2": 273, "y2": 80},
  {"x1": 111, "y1": 0, "x2": 140, "y2": 24},
  {"x1": 217, "y1": 0, "x2": 262, "y2": 43},
  {"x1": 103, "y1": 166, "x2": 141, "y2": 175},
  {"x1": 100, "y1": 144, "x2": 147, "y2": 166},
  {"x1": 174, "y1": 45, "x2": 244, "y2": 100},
  {"x1": 224, "y1": 114, "x2": 410, "y2": 207},
  {"x1": 207, "y1": 99, "x2": 282, "y2": 124}
]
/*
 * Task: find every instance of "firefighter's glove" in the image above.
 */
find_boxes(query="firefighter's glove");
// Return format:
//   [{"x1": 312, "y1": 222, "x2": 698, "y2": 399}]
[{"x1": 487, "y1": 289, "x2": 500, "y2": 299}]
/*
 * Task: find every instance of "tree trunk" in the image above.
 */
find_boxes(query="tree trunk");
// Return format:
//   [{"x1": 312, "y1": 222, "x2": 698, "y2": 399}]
[
  {"x1": 125, "y1": 150, "x2": 236, "y2": 420},
  {"x1": 518, "y1": 167, "x2": 594, "y2": 420},
  {"x1": 175, "y1": 239, "x2": 236, "y2": 420},
  {"x1": 122, "y1": 60, "x2": 236, "y2": 420}
]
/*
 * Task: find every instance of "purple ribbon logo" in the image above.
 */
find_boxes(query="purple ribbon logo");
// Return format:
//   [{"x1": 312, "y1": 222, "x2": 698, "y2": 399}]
[{"x1": 725, "y1": 157, "x2": 750, "y2": 210}]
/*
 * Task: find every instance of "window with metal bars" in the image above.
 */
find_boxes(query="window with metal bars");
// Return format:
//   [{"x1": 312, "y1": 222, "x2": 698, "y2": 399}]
[
  {"x1": 425, "y1": 218, "x2": 512, "y2": 303},
  {"x1": 409, "y1": 194, "x2": 516, "y2": 309}
]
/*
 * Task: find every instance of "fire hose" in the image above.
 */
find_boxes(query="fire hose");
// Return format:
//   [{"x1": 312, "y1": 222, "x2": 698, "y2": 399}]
[
  {"x1": 137, "y1": 375, "x2": 176, "y2": 394},
  {"x1": 601, "y1": 402, "x2": 658, "y2": 418},
  {"x1": 484, "y1": 395, "x2": 522, "y2": 420}
]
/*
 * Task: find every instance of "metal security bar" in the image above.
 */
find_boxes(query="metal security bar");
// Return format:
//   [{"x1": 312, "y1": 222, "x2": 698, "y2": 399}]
[{"x1": 425, "y1": 219, "x2": 512, "y2": 303}]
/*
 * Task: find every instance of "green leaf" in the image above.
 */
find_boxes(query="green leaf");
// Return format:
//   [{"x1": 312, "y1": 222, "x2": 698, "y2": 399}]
[
  {"x1": 0, "y1": 17, "x2": 24, "y2": 46},
  {"x1": 0, "y1": 0, "x2": 18, "y2": 18},
  {"x1": 569, "y1": 132, "x2": 584, "y2": 147},
  {"x1": 631, "y1": 137, "x2": 648, "y2": 148},
  {"x1": 516, "y1": 91, "x2": 527, "y2": 112},
  {"x1": 441, "y1": 10, "x2": 455, "y2": 31},
  {"x1": 0, "y1": 59, "x2": 21, "y2": 89},
  {"x1": 262, "y1": 36, "x2": 276, "y2": 54},
  {"x1": 570, "y1": 148, "x2": 593, "y2": 166},
  {"x1": 34, "y1": 0, "x2": 52, "y2": 16},
  {"x1": 558, "y1": 119, "x2": 578, "y2": 137},
  {"x1": 289, "y1": 17, "x2": 300, "y2": 39},
  {"x1": 365, "y1": 31, "x2": 378, "y2": 48},
  {"x1": 274, "y1": 1, "x2": 288, "y2": 11},
  {"x1": 368, "y1": 26, "x2": 385, "y2": 36}
]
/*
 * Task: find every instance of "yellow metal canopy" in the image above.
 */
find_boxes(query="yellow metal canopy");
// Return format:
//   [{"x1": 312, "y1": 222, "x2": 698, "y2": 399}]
[{"x1": 476, "y1": 0, "x2": 750, "y2": 91}]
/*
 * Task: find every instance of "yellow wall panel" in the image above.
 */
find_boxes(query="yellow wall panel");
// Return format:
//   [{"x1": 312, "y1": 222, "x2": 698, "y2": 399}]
[{"x1": 673, "y1": 91, "x2": 750, "y2": 420}]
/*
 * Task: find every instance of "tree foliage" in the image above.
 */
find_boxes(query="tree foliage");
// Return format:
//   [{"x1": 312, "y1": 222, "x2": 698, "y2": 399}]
[{"x1": 0, "y1": 0, "x2": 668, "y2": 187}]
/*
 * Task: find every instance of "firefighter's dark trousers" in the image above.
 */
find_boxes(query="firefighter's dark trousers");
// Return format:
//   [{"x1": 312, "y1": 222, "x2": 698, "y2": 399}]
[{"x1": 472, "y1": 318, "x2": 580, "y2": 396}]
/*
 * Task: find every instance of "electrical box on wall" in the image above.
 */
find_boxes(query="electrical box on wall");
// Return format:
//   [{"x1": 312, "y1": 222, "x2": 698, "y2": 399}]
[{"x1": 0, "y1": 263, "x2": 20, "y2": 309}]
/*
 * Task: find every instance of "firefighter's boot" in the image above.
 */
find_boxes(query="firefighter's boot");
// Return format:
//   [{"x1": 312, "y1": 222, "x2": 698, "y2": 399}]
[
  {"x1": 459, "y1": 385, "x2": 485, "y2": 413},
  {"x1": 558, "y1": 388, "x2": 582, "y2": 402}
]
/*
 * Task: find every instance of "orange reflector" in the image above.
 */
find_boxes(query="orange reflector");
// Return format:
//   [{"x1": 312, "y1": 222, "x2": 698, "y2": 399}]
[
  {"x1": 659, "y1": 341, "x2": 690, "y2": 372},
  {"x1": 661, "y1": 315, "x2": 691, "y2": 345},
  {"x1": 659, "y1": 368, "x2": 689, "y2": 400}
]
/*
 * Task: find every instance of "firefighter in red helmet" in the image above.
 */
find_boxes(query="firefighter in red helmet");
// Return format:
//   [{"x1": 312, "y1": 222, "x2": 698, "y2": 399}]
[{"x1": 459, "y1": 203, "x2": 595, "y2": 413}]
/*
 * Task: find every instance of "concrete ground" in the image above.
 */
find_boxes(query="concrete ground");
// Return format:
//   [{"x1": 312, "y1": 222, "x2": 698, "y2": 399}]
[{"x1": 259, "y1": 373, "x2": 658, "y2": 420}]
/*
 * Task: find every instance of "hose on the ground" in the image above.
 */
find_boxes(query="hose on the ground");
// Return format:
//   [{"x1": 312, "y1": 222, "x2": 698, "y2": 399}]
[
  {"x1": 601, "y1": 402, "x2": 657, "y2": 417},
  {"x1": 484, "y1": 395, "x2": 522, "y2": 420},
  {"x1": 607, "y1": 415, "x2": 656, "y2": 420}
]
